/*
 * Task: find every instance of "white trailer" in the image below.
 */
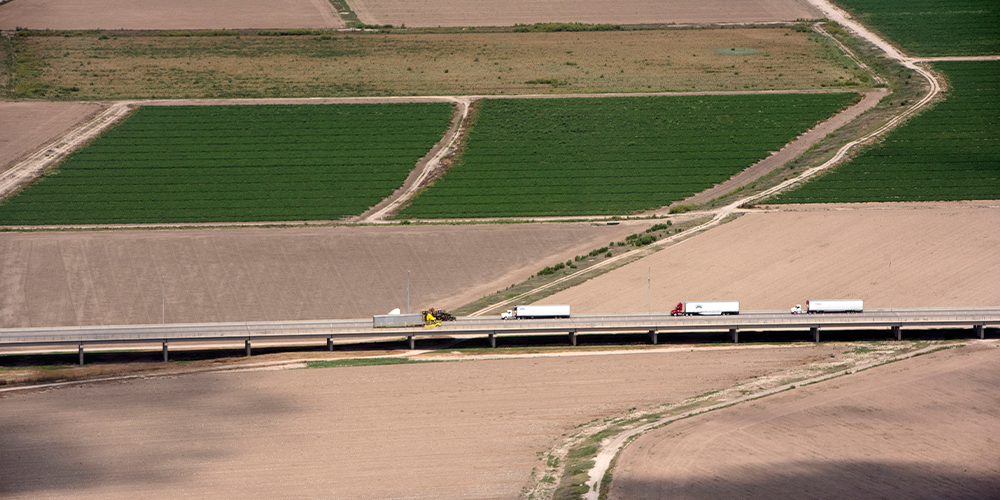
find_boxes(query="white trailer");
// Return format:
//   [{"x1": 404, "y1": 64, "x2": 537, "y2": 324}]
[
  {"x1": 671, "y1": 301, "x2": 740, "y2": 316},
  {"x1": 806, "y1": 299, "x2": 864, "y2": 313},
  {"x1": 373, "y1": 313, "x2": 426, "y2": 328},
  {"x1": 501, "y1": 304, "x2": 571, "y2": 320}
]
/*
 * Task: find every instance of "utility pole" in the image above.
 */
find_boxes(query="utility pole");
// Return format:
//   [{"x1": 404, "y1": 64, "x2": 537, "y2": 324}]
[
  {"x1": 161, "y1": 275, "x2": 165, "y2": 324},
  {"x1": 647, "y1": 266, "x2": 651, "y2": 314},
  {"x1": 406, "y1": 270, "x2": 410, "y2": 314},
  {"x1": 888, "y1": 261, "x2": 892, "y2": 310}
]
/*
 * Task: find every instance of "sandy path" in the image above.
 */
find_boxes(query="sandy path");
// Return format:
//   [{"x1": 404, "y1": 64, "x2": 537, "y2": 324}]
[
  {"x1": 608, "y1": 342, "x2": 1000, "y2": 499},
  {"x1": 360, "y1": 97, "x2": 471, "y2": 222},
  {"x1": 0, "y1": 344, "x2": 847, "y2": 499}
]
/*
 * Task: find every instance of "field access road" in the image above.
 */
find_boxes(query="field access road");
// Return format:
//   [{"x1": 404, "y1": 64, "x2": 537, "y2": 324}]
[{"x1": 1, "y1": 309, "x2": 997, "y2": 359}]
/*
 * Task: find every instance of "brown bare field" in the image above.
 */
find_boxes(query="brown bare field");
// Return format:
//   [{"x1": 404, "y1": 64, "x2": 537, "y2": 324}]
[
  {"x1": 349, "y1": 0, "x2": 821, "y2": 27},
  {"x1": 0, "y1": 344, "x2": 848, "y2": 499},
  {"x1": 0, "y1": 101, "x2": 102, "y2": 173},
  {"x1": 547, "y1": 202, "x2": 1000, "y2": 311},
  {"x1": 0, "y1": 222, "x2": 637, "y2": 328},
  {"x1": 0, "y1": 0, "x2": 343, "y2": 30},
  {"x1": 609, "y1": 342, "x2": 1000, "y2": 499},
  {"x1": 18, "y1": 28, "x2": 863, "y2": 100}
]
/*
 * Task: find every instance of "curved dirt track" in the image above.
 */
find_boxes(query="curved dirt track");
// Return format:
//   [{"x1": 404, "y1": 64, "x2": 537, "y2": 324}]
[{"x1": 609, "y1": 342, "x2": 1000, "y2": 500}]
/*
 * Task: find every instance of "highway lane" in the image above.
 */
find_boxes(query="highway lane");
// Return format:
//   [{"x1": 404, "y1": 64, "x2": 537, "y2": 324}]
[{"x1": 2, "y1": 308, "x2": 998, "y2": 350}]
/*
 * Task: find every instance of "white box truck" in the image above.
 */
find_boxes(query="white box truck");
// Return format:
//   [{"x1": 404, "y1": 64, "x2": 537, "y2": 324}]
[
  {"x1": 671, "y1": 301, "x2": 740, "y2": 316},
  {"x1": 501, "y1": 304, "x2": 571, "y2": 320},
  {"x1": 805, "y1": 299, "x2": 863, "y2": 313}
]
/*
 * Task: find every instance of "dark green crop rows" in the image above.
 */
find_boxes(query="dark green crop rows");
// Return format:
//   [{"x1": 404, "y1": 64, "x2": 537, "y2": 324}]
[
  {"x1": 0, "y1": 103, "x2": 453, "y2": 224},
  {"x1": 398, "y1": 93, "x2": 858, "y2": 218},
  {"x1": 833, "y1": 0, "x2": 1000, "y2": 56},
  {"x1": 770, "y1": 61, "x2": 1000, "y2": 204}
]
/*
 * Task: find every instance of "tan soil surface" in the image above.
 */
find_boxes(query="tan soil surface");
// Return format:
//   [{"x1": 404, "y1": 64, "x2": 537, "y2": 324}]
[
  {"x1": 350, "y1": 0, "x2": 820, "y2": 27},
  {"x1": 0, "y1": 344, "x2": 845, "y2": 499},
  {"x1": 546, "y1": 202, "x2": 1000, "y2": 312},
  {"x1": 0, "y1": 101, "x2": 102, "y2": 174},
  {"x1": 609, "y1": 342, "x2": 1000, "y2": 499},
  {"x1": 19, "y1": 29, "x2": 862, "y2": 100},
  {"x1": 0, "y1": 222, "x2": 639, "y2": 328},
  {"x1": 0, "y1": 0, "x2": 342, "y2": 30}
]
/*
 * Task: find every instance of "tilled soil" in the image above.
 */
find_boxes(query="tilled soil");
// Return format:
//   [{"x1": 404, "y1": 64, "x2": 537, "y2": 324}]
[
  {"x1": 609, "y1": 342, "x2": 1000, "y2": 499},
  {"x1": 0, "y1": 101, "x2": 103, "y2": 174},
  {"x1": 349, "y1": 0, "x2": 821, "y2": 27},
  {"x1": 0, "y1": 344, "x2": 845, "y2": 499},
  {"x1": 546, "y1": 202, "x2": 1000, "y2": 312},
  {"x1": 0, "y1": 222, "x2": 638, "y2": 328},
  {"x1": 0, "y1": 0, "x2": 343, "y2": 30}
]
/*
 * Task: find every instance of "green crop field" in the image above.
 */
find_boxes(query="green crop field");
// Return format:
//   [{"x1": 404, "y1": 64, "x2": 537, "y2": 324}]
[
  {"x1": 769, "y1": 61, "x2": 1000, "y2": 204},
  {"x1": 0, "y1": 103, "x2": 453, "y2": 224},
  {"x1": 833, "y1": 0, "x2": 1000, "y2": 56},
  {"x1": 398, "y1": 93, "x2": 858, "y2": 218}
]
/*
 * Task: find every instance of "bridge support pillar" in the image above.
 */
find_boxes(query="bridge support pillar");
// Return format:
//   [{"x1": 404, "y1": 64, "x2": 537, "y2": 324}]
[
  {"x1": 974, "y1": 324, "x2": 984, "y2": 340},
  {"x1": 327, "y1": 336, "x2": 334, "y2": 351},
  {"x1": 730, "y1": 328, "x2": 739, "y2": 344},
  {"x1": 79, "y1": 342, "x2": 84, "y2": 365},
  {"x1": 489, "y1": 332, "x2": 496, "y2": 348},
  {"x1": 245, "y1": 339, "x2": 251, "y2": 357},
  {"x1": 892, "y1": 325, "x2": 901, "y2": 341},
  {"x1": 569, "y1": 331, "x2": 577, "y2": 347},
  {"x1": 408, "y1": 335, "x2": 415, "y2": 350},
  {"x1": 163, "y1": 341, "x2": 169, "y2": 362},
  {"x1": 649, "y1": 330, "x2": 657, "y2": 345},
  {"x1": 811, "y1": 326, "x2": 821, "y2": 343}
]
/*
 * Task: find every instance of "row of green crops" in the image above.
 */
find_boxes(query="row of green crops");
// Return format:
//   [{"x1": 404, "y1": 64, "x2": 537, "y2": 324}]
[
  {"x1": 397, "y1": 93, "x2": 858, "y2": 218},
  {"x1": 0, "y1": 103, "x2": 454, "y2": 224},
  {"x1": 833, "y1": 0, "x2": 1000, "y2": 57},
  {"x1": 769, "y1": 61, "x2": 1000, "y2": 204}
]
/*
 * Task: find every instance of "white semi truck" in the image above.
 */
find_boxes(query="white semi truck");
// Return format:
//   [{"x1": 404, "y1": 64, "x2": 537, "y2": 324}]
[
  {"x1": 501, "y1": 304, "x2": 571, "y2": 320},
  {"x1": 802, "y1": 299, "x2": 864, "y2": 313},
  {"x1": 671, "y1": 301, "x2": 740, "y2": 316}
]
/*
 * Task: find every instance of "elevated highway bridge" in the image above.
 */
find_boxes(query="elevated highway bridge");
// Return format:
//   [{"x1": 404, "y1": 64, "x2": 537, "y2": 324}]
[{"x1": 2, "y1": 308, "x2": 998, "y2": 364}]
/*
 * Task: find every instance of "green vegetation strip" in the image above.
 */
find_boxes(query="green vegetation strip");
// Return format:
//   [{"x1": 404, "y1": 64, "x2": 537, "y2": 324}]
[
  {"x1": 770, "y1": 61, "x2": 1000, "y2": 204},
  {"x1": 0, "y1": 103, "x2": 453, "y2": 224},
  {"x1": 833, "y1": 0, "x2": 1000, "y2": 57},
  {"x1": 399, "y1": 93, "x2": 857, "y2": 218}
]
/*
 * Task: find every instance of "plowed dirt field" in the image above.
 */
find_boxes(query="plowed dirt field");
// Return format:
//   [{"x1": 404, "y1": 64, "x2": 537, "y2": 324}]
[
  {"x1": 0, "y1": 344, "x2": 847, "y2": 499},
  {"x1": 547, "y1": 202, "x2": 1000, "y2": 312},
  {"x1": 349, "y1": 0, "x2": 821, "y2": 27},
  {"x1": 0, "y1": 0, "x2": 343, "y2": 30},
  {"x1": 609, "y1": 342, "x2": 1000, "y2": 499},
  {"x1": 0, "y1": 102, "x2": 102, "y2": 173},
  {"x1": 0, "y1": 222, "x2": 636, "y2": 328}
]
